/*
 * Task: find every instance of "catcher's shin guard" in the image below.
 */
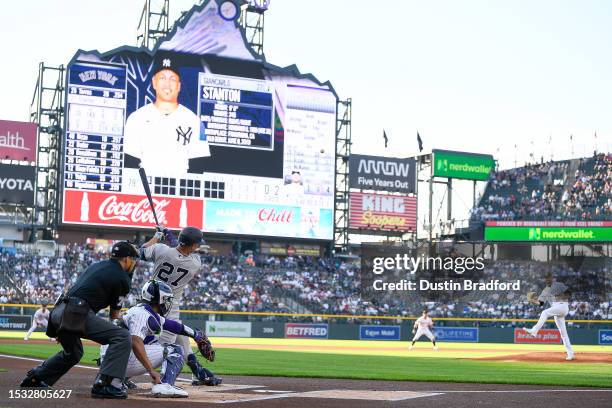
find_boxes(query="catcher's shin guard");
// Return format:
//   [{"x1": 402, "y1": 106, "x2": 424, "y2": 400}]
[
  {"x1": 161, "y1": 344, "x2": 184, "y2": 386},
  {"x1": 187, "y1": 354, "x2": 222, "y2": 386}
]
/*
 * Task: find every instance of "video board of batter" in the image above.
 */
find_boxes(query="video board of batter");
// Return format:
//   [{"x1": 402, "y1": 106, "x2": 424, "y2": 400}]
[{"x1": 61, "y1": 52, "x2": 336, "y2": 240}]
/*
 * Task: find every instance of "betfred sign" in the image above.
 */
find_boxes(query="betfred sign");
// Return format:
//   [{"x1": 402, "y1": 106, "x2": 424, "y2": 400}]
[
  {"x1": 349, "y1": 192, "x2": 417, "y2": 232},
  {"x1": 514, "y1": 328, "x2": 561, "y2": 344},
  {"x1": 62, "y1": 189, "x2": 203, "y2": 229},
  {"x1": 0, "y1": 120, "x2": 38, "y2": 162},
  {"x1": 285, "y1": 323, "x2": 328, "y2": 339}
]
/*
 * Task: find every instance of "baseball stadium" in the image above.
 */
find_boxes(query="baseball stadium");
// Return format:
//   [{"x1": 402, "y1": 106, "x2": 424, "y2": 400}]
[{"x1": 0, "y1": 1, "x2": 611, "y2": 407}]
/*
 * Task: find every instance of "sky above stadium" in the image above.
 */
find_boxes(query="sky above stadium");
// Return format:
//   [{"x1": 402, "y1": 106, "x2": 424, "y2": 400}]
[{"x1": 2, "y1": 0, "x2": 610, "y2": 172}]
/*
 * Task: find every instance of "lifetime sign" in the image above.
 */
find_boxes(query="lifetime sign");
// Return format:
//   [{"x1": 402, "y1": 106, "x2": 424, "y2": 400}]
[{"x1": 349, "y1": 154, "x2": 416, "y2": 194}]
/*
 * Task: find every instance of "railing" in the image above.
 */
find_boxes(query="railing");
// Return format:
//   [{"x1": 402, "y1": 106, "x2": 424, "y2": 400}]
[{"x1": 1, "y1": 303, "x2": 610, "y2": 326}]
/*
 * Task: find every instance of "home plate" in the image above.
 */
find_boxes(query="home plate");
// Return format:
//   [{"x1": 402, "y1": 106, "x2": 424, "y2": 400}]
[
  {"x1": 292, "y1": 390, "x2": 442, "y2": 401},
  {"x1": 131, "y1": 384, "x2": 291, "y2": 403}
]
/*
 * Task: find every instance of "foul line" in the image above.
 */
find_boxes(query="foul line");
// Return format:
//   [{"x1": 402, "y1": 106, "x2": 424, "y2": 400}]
[{"x1": 0, "y1": 354, "x2": 97, "y2": 371}]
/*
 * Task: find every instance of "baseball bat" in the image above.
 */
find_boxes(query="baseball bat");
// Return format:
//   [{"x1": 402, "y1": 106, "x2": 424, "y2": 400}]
[{"x1": 138, "y1": 166, "x2": 161, "y2": 227}]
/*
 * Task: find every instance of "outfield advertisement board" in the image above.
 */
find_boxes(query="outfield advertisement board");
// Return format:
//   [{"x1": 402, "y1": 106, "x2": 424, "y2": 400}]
[
  {"x1": 432, "y1": 149, "x2": 494, "y2": 180},
  {"x1": 205, "y1": 321, "x2": 252, "y2": 338},
  {"x1": 598, "y1": 330, "x2": 612, "y2": 345},
  {"x1": 0, "y1": 120, "x2": 38, "y2": 162},
  {"x1": 433, "y1": 327, "x2": 479, "y2": 342},
  {"x1": 359, "y1": 325, "x2": 401, "y2": 341},
  {"x1": 348, "y1": 154, "x2": 416, "y2": 194},
  {"x1": 514, "y1": 328, "x2": 561, "y2": 344},
  {"x1": 285, "y1": 323, "x2": 329, "y2": 339},
  {"x1": 485, "y1": 225, "x2": 612, "y2": 242},
  {"x1": 0, "y1": 314, "x2": 32, "y2": 330}
]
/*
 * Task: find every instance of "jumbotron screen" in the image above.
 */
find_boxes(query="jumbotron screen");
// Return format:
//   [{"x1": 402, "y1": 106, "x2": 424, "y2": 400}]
[{"x1": 60, "y1": 5, "x2": 336, "y2": 240}]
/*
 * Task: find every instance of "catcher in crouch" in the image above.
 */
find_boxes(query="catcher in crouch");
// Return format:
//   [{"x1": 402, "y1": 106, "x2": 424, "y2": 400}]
[
  {"x1": 141, "y1": 226, "x2": 221, "y2": 386},
  {"x1": 99, "y1": 280, "x2": 216, "y2": 398}
]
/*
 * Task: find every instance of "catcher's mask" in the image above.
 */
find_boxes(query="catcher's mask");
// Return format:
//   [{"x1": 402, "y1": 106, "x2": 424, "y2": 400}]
[{"x1": 142, "y1": 280, "x2": 174, "y2": 317}]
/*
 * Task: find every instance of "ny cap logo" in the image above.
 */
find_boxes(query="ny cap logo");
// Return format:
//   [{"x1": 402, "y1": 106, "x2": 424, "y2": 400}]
[{"x1": 162, "y1": 58, "x2": 171, "y2": 67}]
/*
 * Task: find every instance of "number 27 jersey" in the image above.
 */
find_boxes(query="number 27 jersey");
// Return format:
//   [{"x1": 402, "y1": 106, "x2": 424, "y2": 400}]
[{"x1": 142, "y1": 243, "x2": 201, "y2": 299}]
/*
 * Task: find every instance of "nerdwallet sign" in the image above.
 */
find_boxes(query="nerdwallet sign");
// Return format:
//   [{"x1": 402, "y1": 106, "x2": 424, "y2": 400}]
[{"x1": 349, "y1": 154, "x2": 416, "y2": 194}]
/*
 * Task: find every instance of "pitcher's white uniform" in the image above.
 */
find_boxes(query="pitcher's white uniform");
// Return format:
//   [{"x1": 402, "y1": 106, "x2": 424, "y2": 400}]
[
  {"x1": 412, "y1": 316, "x2": 435, "y2": 341},
  {"x1": 141, "y1": 243, "x2": 202, "y2": 348},
  {"x1": 123, "y1": 103, "x2": 210, "y2": 176},
  {"x1": 530, "y1": 282, "x2": 573, "y2": 357},
  {"x1": 100, "y1": 304, "x2": 167, "y2": 377},
  {"x1": 24, "y1": 307, "x2": 50, "y2": 340}
]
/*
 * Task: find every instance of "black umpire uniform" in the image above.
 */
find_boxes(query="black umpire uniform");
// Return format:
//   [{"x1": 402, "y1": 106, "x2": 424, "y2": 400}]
[{"x1": 21, "y1": 241, "x2": 138, "y2": 399}]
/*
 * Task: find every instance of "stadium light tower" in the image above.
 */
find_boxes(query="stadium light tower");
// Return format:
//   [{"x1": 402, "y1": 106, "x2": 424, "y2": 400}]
[
  {"x1": 238, "y1": 0, "x2": 269, "y2": 55},
  {"x1": 137, "y1": 0, "x2": 170, "y2": 49}
]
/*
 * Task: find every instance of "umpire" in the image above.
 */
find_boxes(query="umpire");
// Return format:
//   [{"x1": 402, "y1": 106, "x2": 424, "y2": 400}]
[{"x1": 20, "y1": 241, "x2": 138, "y2": 399}]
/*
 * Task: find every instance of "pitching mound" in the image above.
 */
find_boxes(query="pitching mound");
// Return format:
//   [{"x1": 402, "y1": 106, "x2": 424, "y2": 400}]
[{"x1": 475, "y1": 352, "x2": 612, "y2": 364}]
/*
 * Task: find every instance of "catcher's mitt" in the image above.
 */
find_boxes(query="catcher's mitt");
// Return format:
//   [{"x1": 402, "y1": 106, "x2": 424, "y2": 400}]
[
  {"x1": 526, "y1": 291, "x2": 539, "y2": 305},
  {"x1": 195, "y1": 331, "x2": 215, "y2": 362}
]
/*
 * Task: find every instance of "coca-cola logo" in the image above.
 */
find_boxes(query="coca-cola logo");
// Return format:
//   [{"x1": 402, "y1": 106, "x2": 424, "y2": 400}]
[
  {"x1": 258, "y1": 208, "x2": 294, "y2": 223},
  {"x1": 98, "y1": 195, "x2": 169, "y2": 224}
]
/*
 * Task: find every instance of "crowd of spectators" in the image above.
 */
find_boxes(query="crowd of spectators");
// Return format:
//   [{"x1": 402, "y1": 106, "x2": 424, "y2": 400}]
[
  {"x1": 471, "y1": 153, "x2": 610, "y2": 222},
  {"x1": 1, "y1": 247, "x2": 609, "y2": 325}
]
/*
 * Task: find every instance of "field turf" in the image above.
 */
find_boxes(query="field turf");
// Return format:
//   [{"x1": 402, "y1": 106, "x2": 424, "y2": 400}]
[{"x1": 0, "y1": 333, "x2": 610, "y2": 387}]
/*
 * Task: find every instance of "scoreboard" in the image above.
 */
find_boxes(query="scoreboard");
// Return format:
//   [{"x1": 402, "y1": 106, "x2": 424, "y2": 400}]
[
  {"x1": 60, "y1": 55, "x2": 336, "y2": 240},
  {"x1": 64, "y1": 62, "x2": 127, "y2": 192}
]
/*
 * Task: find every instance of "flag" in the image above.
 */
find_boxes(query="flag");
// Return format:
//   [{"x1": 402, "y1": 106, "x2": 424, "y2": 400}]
[
  {"x1": 383, "y1": 129, "x2": 388, "y2": 148},
  {"x1": 417, "y1": 132, "x2": 423, "y2": 152}
]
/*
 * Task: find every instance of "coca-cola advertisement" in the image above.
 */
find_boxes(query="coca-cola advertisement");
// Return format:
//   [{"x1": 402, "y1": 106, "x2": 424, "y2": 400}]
[
  {"x1": 204, "y1": 200, "x2": 333, "y2": 239},
  {"x1": 62, "y1": 189, "x2": 203, "y2": 229}
]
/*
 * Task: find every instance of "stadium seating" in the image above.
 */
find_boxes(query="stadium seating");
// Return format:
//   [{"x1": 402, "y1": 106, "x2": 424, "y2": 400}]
[{"x1": 472, "y1": 153, "x2": 611, "y2": 221}]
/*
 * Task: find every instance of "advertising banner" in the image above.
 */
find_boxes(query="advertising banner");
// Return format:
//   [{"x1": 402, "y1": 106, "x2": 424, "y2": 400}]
[
  {"x1": 486, "y1": 221, "x2": 612, "y2": 227},
  {"x1": 359, "y1": 325, "x2": 401, "y2": 341},
  {"x1": 0, "y1": 164, "x2": 36, "y2": 206},
  {"x1": 205, "y1": 321, "x2": 252, "y2": 338},
  {"x1": 0, "y1": 120, "x2": 37, "y2": 162},
  {"x1": 432, "y1": 149, "x2": 494, "y2": 181},
  {"x1": 433, "y1": 327, "x2": 479, "y2": 342},
  {"x1": 0, "y1": 314, "x2": 32, "y2": 330},
  {"x1": 204, "y1": 200, "x2": 333, "y2": 240},
  {"x1": 485, "y1": 226, "x2": 612, "y2": 242},
  {"x1": 598, "y1": 330, "x2": 612, "y2": 345},
  {"x1": 62, "y1": 189, "x2": 204, "y2": 229},
  {"x1": 514, "y1": 328, "x2": 561, "y2": 344},
  {"x1": 348, "y1": 154, "x2": 416, "y2": 194},
  {"x1": 349, "y1": 192, "x2": 417, "y2": 232},
  {"x1": 285, "y1": 323, "x2": 329, "y2": 339}
]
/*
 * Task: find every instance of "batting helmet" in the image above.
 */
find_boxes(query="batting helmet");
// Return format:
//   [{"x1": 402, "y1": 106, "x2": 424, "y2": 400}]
[
  {"x1": 178, "y1": 226, "x2": 204, "y2": 247},
  {"x1": 141, "y1": 280, "x2": 174, "y2": 317}
]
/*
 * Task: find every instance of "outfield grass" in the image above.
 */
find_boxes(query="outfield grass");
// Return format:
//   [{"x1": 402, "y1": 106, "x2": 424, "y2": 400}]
[{"x1": 0, "y1": 342, "x2": 610, "y2": 387}]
